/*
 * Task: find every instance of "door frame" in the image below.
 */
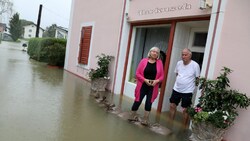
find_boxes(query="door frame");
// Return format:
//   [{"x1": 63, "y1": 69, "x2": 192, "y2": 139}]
[{"x1": 120, "y1": 17, "x2": 210, "y2": 112}]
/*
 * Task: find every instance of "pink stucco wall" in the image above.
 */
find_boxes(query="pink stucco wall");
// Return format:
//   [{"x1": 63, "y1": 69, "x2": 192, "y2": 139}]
[
  {"x1": 128, "y1": 0, "x2": 212, "y2": 22},
  {"x1": 65, "y1": 0, "x2": 124, "y2": 89},
  {"x1": 213, "y1": 0, "x2": 250, "y2": 140}
]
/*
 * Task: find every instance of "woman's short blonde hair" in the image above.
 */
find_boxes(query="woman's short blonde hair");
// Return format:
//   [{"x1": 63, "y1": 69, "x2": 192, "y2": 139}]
[{"x1": 147, "y1": 47, "x2": 160, "y2": 59}]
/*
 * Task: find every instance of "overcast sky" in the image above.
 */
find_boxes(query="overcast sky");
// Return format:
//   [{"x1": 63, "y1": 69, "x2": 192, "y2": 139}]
[{"x1": 12, "y1": 0, "x2": 72, "y2": 29}]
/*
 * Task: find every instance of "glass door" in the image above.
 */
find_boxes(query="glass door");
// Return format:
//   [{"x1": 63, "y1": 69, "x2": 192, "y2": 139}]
[{"x1": 123, "y1": 25, "x2": 171, "y2": 101}]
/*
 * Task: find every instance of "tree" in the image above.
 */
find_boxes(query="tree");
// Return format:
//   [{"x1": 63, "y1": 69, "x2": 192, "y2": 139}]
[
  {"x1": 20, "y1": 19, "x2": 34, "y2": 27},
  {"x1": 43, "y1": 24, "x2": 57, "y2": 37},
  {"x1": 9, "y1": 13, "x2": 22, "y2": 41}
]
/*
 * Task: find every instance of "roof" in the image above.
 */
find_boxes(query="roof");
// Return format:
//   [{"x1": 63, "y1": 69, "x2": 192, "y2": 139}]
[
  {"x1": 23, "y1": 23, "x2": 45, "y2": 31},
  {"x1": 55, "y1": 26, "x2": 68, "y2": 33},
  {"x1": 0, "y1": 23, "x2": 7, "y2": 28}
]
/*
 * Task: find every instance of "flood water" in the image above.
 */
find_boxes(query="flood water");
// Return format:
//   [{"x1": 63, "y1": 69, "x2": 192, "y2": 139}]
[{"x1": 0, "y1": 41, "x2": 189, "y2": 141}]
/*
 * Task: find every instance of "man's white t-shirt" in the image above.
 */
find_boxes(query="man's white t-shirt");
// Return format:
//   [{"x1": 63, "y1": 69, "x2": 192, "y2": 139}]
[{"x1": 173, "y1": 60, "x2": 200, "y2": 93}]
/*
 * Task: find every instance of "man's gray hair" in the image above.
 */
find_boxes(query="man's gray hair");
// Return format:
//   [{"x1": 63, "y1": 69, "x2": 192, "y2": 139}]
[{"x1": 183, "y1": 48, "x2": 192, "y2": 56}]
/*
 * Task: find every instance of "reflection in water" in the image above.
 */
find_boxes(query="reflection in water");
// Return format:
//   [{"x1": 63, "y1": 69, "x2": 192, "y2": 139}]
[
  {"x1": 30, "y1": 60, "x2": 64, "y2": 87},
  {"x1": 0, "y1": 42, "x2": 189, "y2": 141}
]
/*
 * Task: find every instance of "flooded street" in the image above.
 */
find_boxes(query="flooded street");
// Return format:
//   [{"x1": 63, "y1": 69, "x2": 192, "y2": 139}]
[{"x1": 0, "y1": 41, "x2": 188, "y2": 141}]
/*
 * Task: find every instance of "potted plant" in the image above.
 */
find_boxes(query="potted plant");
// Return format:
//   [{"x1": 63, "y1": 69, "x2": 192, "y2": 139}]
[
  {"x1": 88, "y1": 54, "x2": 113, "y2": 92},
  {"x1": 188, "y1": 67, "x2": 250, "y2": 141}
]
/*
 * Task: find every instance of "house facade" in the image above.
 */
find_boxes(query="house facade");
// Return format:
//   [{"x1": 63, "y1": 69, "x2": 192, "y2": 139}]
[
  {"x1": 0, "y1": 23, "x2": 6, "y2": 32},
  {"x1": 0, "y1": 23, "x2": 6, "y2": 41},
  {"x1": 23, "y1": 24, "x2": 44, "y2": 39},
  {"x1": 65, "y1": 0, "x2": 250, "y2": 140},
  {"x1": 55, "y1": 26, "x2": 68, "y2": 39},
  {"x1": 64, "y1": 0, "x2": 124, "y2": 88}
]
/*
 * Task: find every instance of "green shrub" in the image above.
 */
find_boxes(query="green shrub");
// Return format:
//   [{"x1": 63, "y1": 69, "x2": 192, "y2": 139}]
[
  {"x1": 47, "y1": 43, "x2": 66, "y2": 67},
  {"x1": 27, "y1": 38, "x2": 42, "y2": 59},
  {"x1": 27, "y1": 37, "x2": 67, "y2": 66}
]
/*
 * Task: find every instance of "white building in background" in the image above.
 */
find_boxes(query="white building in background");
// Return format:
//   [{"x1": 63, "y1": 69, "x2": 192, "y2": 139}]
[
  {"x1": 55, "y1": 26, "x2": 68, "y2": 39},
  {"x1": 23, "y1": 23, "x2": 44, "y2": 39}
]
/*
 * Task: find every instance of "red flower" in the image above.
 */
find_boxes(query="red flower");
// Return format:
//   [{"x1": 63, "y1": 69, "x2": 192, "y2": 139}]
[{"x1": 195, "y1": 107, "x2": 202, "y2": 112}]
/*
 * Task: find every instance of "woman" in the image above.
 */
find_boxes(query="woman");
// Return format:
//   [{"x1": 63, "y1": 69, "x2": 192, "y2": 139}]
[{"x1": 128, "y1": 47, "x2": 164, "y2": 126}]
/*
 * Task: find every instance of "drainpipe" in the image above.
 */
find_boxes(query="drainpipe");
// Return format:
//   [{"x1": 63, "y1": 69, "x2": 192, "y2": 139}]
[{"x1": 111, "y1": 0, "x2": 127, "y2": 93}]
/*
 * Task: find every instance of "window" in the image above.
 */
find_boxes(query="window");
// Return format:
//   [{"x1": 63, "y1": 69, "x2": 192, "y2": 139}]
[
  {"x1": 29, "y1": 29, "x2": 32, "y2": 32},
  {"x1": 129, "y1": 26, "x2": 170, "y2": 83},
  {"x1": 188, "y1": 28, "x2": 208, "y2": 70},
  {"x1": 188, "y1": 28, "x2": 207, "y2": 52},
  {"x1": 78, "y1": 26, "x2": 92, "y2": 65},
  {"x1": 193, "y1": 32, "x2": 207, "y2": 47}
]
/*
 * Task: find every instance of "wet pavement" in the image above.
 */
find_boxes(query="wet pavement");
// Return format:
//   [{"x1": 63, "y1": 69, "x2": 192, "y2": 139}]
[{"x1": 0, "y1": 41, "x2": 189, "y2": 141}]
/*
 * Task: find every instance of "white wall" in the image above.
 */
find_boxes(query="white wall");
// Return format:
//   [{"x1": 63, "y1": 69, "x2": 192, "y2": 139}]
[
  {"x1": 23, "y1": 25, "x2": 43, "y2": 38},
  {"x1": 55, "y1": 29, "x2": 67, "y2": 39}
]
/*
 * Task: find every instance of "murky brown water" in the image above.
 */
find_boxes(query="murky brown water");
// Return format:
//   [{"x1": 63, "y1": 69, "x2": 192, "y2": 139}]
[{"x1": 0, "y1": 41, "x2": 189, "y2": 141}]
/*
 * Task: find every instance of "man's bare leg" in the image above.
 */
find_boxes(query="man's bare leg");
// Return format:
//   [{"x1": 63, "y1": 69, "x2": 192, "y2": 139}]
[
  {"x1": 182, "y1": 108, "x2": 190, "y2": 129},
  {"x1": 169, "y1": 103, "x2": 177, "y2": 128}
]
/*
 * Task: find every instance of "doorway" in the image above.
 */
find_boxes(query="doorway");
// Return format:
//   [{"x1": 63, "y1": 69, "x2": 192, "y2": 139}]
[
  {"x1": 161, "y1": 20, "x2": 209, "y2": 112},
  {"x1": 123, "y1": 24, "x2": 171, "y2": 109},
  {"x1": 121, "y1": 20, "x2": 210, "y2": 112}
]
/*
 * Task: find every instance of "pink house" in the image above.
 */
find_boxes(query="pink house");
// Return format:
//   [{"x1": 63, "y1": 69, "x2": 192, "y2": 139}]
[
  {"x1": 0, "y1": 23, "x2": 6, "y2": 32},
  {"x1": 64, "y1": 0, "x2": 250, "y2": 140}
]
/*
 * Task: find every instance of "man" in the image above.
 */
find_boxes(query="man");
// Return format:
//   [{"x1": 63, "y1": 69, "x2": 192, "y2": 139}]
[{"x1": 169, "y1": 48, "x2": 200, "y2": 128}]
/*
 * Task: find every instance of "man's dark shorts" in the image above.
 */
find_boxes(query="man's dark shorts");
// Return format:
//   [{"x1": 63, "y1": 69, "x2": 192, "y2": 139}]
[{"x1": 169, "y1": 89, "x2": 193, "y2": 108}]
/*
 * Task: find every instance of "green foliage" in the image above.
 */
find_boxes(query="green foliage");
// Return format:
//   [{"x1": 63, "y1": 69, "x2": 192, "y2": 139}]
[
  {"x1": 46, "y1": 43, "x2": 66, "y2": 67},
  {"x1": 88, "y1": 54, "x2": 113, "y2": 80},
  {"x1": 27, "y1": 37, "x2": 67, "y2": 66},
  {"x1": 20, "y1": 19, "x2": 34, "y2": 27},
  {"x1": 43, "y1": 24, "x2": 57, "y2": 37},
  {"x1": 194, "y1": 111, "x2": 209, "y2": 122},
  {"x1": 27, "y1": 38, "x2": 43, "y2": 59},
  {"x1": 9, "y1": 13, "x2": 22, "y2": 41},
  {"x1": 188, "y1": 67, "x2": 250, "y2": 129}
]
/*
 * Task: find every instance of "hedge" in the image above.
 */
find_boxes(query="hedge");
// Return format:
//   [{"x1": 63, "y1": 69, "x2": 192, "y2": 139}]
[{"x1": 27, "y1": 38, "x2": 67, "y2": 67}]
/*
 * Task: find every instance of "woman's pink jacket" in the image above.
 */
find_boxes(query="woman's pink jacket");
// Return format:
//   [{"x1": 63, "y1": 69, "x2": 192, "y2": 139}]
[{"x1": 134, "y1": 58, "x2": 164, "y2": 103}]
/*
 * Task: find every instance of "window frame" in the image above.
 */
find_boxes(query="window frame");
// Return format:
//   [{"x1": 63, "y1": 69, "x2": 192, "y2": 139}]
[{"x1": 188, "y1": 28, "x2": 208, "y2": 53}]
